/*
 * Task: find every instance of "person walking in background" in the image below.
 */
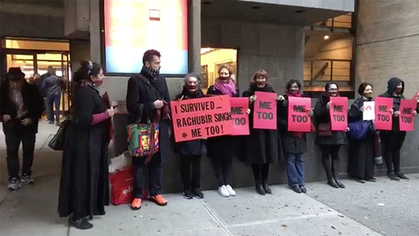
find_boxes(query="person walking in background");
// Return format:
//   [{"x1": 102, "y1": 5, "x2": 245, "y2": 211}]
[
  {"x1": 206, "y1": 65, "x2": 239, "y2": 197},
  {"x1": 379, "y1": 77, "x2": 418, "y2": 181},
  {"x1": 278, "y1": 79, "x2": 312, "y2": 193},
  {"x1": 175, "y1": 73, "x2": 207, "y2": 199},
  {"x1": 241, "y1": 70, "x2": 281, "y2": 195},
  {"x1": 44, "y1": 66, "x2": 63, "y2": 125},
  {"x1": 0, "y1": 68, "x2": 44, "y2": 190},
  {"x1": 313, "y1": 82, "x2": 348, "y2": 189},
  {"x1": 126, "y1": 49, "x2": 172, "y2": 210},
  {"x1": 58, "y1": 61, "x2": 114, "y2": 230},
  {"x1": 347, "y1": 83, "x2": 377, "y2": 183}
]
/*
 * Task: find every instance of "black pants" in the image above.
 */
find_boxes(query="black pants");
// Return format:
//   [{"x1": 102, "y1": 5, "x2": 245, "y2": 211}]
[
  {"x1": 4, "y1": 124, "x2": 36, "y2": 179},
  {"x1": 319, "y1": 145, "x2": 341, "y2": 179},
  {"x1": 132, "y1": 152, "x2": 162, "y2": 199},
  {"x1": 211, "y1": 158, "x2": 232, "y2": 187},
  {"x1": 180, "y1": 155, "x2": 202, "y2": 190},
  {"x1": 251, "y1": 163, "x2": 270, "y2": 181},
  {"x1": 381, "y1": 131, "x2": 406, "y2": 174}
]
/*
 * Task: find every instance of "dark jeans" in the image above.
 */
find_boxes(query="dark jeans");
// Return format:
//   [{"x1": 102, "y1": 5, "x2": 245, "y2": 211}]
[
  {"x1": 4, "y1": 123, "x2": 36, "y2": 179},
  {"x1": 180, "y1": 155, "x2": 202, "y2": 190},
  {"x1": 132, "y1": 152, "x2": 162, "y2": 199},
  {"x1": 381, "y1": 131, "x2": 406, "y2": 174},
  {"x1": 319, "y1": 145, "x2": 341, "y2": 179},
  {"x1": 251, "y1": 163, "x2": 270, "y2": 181},
  {"x1": 211, "y1": 158, "x2": 232, "y2": 187},
  {"x1": 285, "y1": 153, "x2": 305, "y2": 186},
  {"x1": 46, "y1": 93, "x2": 61, "y2": 122}
]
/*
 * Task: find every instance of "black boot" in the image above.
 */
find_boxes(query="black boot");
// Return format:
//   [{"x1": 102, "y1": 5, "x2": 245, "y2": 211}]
[
  {"x1": 71, "y1": 216, "x2": 93, "y2": 230},
  {"x1": 333, "y1": 176, "x2": 345, "y2": 188},
  {"x1": 255, "y1": 180, "x2": 265, "y2": 195},
  {"x1": 262, "y1": 179, "x2": 272, "y2": 194},
  {"x1": 327, "y1": 177, "x2": 339, "y2": 188},
  {"x1": 331, "y1": 158, "x2": 345, "y2": 188}
]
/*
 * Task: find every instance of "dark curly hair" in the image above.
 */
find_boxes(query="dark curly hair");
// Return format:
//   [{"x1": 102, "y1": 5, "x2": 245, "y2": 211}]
[{"x1": 73, "y1": 61, "x2": 102, "y2": 83}]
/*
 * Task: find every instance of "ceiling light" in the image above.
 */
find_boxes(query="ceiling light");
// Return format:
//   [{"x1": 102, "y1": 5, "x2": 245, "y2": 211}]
[{"x1": 324, "y1": 35, "x2": 329, "y2": 40}]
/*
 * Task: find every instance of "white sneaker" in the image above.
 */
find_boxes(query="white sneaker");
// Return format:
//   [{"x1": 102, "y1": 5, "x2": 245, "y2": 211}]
[
  {"x1": 225, "y1": 185, "x2": 236, "y2": 196},
  {"x1": 218, "y1": 185, "x2": 230, "y2": 197}
]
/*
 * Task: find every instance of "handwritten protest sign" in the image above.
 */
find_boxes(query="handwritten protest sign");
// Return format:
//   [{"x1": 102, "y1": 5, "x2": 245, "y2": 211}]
[
  {"x1": 329, "y1": 97, "x2": 348, "y2": 131},
  {"x1": 171, "y1": 95, "x2": 233, "y2": 142},
  {"x1": 363, "y1": 101, "x2": 375, "y2": 121},
  {"x1": 399, "y1": 99, "x2": 416, "y2": 131},
  {"x1": 374, "y1": 97, "x2": 393, "y2": 131},
  {"x1": 230, "y1": 98, "x2": 250, "y2": 135},
  {"x1": 253, "y1": 92, "x2": 277, "y2": 130},
  {"x1": 288, "y1": 97, "x2": 311, "y2": 132}
]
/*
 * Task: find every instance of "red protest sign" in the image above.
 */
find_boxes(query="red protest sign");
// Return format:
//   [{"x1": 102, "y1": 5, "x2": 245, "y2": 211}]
[
  {"x1": 329, "y1": 97, "x2": 348, "y2": 131},
  {"x1": 230, "y1": 98, "x2": 250, "y2": 135},
  {"x1": 171, "y1": 95, "x2": 233, "y2": 142},
  {"x1": 399, "y1": 99, "x2": 417, "y2": 131},
  {"x1": 287, "y1": 97, "x2": 312, "y2": 132},
  {"x1": 374, "y1": 97, "x2": 393, "y2": 131},
  {"x1": 253, "y1": 91, "x2": 277, "y2": 130}
]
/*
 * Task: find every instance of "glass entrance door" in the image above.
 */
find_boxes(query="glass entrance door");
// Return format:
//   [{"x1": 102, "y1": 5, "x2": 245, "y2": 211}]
[{"x1": 6, "y1": 53, "x2": 35, "y2": 80}]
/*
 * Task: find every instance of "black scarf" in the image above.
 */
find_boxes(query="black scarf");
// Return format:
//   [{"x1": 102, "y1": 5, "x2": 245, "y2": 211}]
[
  {"x1": 180, "y1": 86, "x2": 205, "y2": 99},
  {"x1": 249, "y1": 82, "x2": 274, "y2": 93},
  {"x1": 141, "y1": 66, "x2": 160, "y2": 79}
]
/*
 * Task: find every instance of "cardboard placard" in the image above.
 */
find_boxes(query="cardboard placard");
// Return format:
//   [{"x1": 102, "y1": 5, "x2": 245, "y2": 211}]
[
  {"x1": 399, "y1": 99, "x2": 417, "y2": 132},
  {"x1": 287, "y1": 97, "x2": 312, "y2": 132},
  {"x1": 171, "y1": 95, "x2": 233, "y2": 142},
  {"x1": 230, "y1": 98, "x2": 250, "y2": 135},
  {"x1": 253, "y1": 92, "x2": 277, "y2": 130},
  {"x1": 374, "y1": 97, "x2": 393, "y2": 131},
  {"x1": 329, "y1": 97, "x2": 348, "y2": 131}
]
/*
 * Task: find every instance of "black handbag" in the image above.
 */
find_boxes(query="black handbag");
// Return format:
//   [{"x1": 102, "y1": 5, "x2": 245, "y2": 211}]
[{"x1": 48, "y1": 118, "x2": 71, "y2": 151}]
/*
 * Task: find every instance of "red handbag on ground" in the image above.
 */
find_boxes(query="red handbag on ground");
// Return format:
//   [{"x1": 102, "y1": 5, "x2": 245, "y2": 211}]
[{"x1": 109, "y1": 166, "x2": 147, "y2": 205}]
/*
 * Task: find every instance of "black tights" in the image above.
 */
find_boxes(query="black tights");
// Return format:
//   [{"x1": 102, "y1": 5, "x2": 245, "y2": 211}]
[
  {"x1": 320, "y1": 145, "x2": 341, "y2": 179},
  {"x1": 211, "y1": 158, "x2": 232, "y2": 187},
  {"x1": 251, "y1": 163, "x2": 270, "y2": 181}
]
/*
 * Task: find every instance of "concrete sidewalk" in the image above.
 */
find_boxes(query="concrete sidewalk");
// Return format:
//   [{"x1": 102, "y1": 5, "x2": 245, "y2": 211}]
[{"x1": 0, "y1": 122, "x2": 417, "y2": 236}]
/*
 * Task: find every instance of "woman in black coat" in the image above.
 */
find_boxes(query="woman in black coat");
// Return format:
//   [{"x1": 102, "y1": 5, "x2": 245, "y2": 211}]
[
  {"x1": 175, "y1": 73, "x2": 207, "y2": 200},
  {"x1": 242, "y1": 70, "x2": 281, "y2": 195},
  {"x1": 347, "y1": 83, "x2": 377, "y2": 183},
  {"x1": 58, "y1": 61, "x2": 114, "y2": 230},
  {"x1": 206, "y1": 65, "x2": 239, "y2": 197},
  {"x1": 313, "y1": 82, "x2": 347, "y2": 189},
  {"x1": 278, "y1": 79, "x2": 312, "y2": 193}
]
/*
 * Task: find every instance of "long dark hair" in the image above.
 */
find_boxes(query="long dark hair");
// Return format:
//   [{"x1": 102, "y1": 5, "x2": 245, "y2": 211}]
[
  {"x1": 357, "y1": 82, "x2": 373, "y2": 95},
  {"x1": 73, "y1": 61, "x2": 102, "y2": 84},
  {"x1": 285, "y1": 79, "x2": 302, "y2": 91}
]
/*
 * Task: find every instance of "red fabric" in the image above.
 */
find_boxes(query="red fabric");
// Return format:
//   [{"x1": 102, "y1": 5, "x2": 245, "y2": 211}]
[
  {"x1": 109, "y1": 166, "x2": 147, "y2": 205},
  {"x1": 91, "y1": 111, "x2": 109, "y2": 125}
]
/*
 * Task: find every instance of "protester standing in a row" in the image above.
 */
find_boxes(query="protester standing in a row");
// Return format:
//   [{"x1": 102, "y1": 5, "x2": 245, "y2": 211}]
[
  {"x1": 347, "y1": 83, "x2": 377, "y2": 183},
  {"x1": 206, "y1": 65, "x2": 239, "y2": 197},
  {"x1": 314, "y1": 83, "x2": 347, "y2": 189},
  {"x1": 0, "y1": 68, "x2": 44, "y2": 190},
  {"x1": 58, "y1": 61, "x2": 113, "y2": 230},
  {"x1": 175, "y1": 73, "x2": 207, "y2": 199},
  {"x1": 242, "y1": 70, "x2": 281, "y2": 195},
  {"x1": 278, "y1": 79, "x2": 312, "y2": 193},
  {"x1": 126, "y1": 49, "x2": 172, "y2": 210}
]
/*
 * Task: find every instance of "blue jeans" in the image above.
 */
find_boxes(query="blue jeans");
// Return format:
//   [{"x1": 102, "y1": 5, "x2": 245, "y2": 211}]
[
  {"x1": 285, "y1": 153, "x2": 305, "y2": 187},
  {"x1": 46, "y1": 93, "x2": 61, "y2": 122}
]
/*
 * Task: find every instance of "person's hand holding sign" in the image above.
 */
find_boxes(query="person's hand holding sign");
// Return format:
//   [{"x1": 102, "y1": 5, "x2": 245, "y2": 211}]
[
  {"x1": 389, "y1": 108, "x2": 394, "y2": 115},
  {"x1": 345, "y1": 127, "x2": 350, "y2": 132},
  {"x1": 249, "y1": 95, "x2": 257, "y2": 103},
  {"x1": 413, "y1": 110, "x2": 417, "y2": 116},
  {"x1": 277, "y1": 95, "x2": 285, "y2": 101},
  {"x1": 307, "y1": 109, "x2": 313, "y2": 117},
  {"x1": 326, "y1": 101, "x2": 332, "y2": 110},
  {"x1": 359, "y1": 106, "x2": 365, "y2": 112},
  {"x1": 246, "y1": 109, "x2": 251, "y2": 115},
  {"x1": 154, "y1": 100, "x2": 164, "y2": 109},
  {"x1": 394, "y1": 110, "x2": 400, "y2": 117}
]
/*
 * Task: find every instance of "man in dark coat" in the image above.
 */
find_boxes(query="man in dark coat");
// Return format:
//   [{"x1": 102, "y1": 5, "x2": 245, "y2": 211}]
[
  {"x1": 0, "y1": 67, "x2": 44, "y2": 190},
  {"x1": 379, "y1": 77, "x2": 418, "y2": 181},
  {"x1": 126, "y1": 49, "x2": 171, "y2": 210}
]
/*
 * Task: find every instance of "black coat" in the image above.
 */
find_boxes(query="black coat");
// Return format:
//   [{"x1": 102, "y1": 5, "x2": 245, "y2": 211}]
[
  {"x1": 240, "y1": 84, "x2": 280, "y2": 164},
  {"x1": 277, "y1": 95, "x2": 308, "y2": 154},
  {"x1": 174, "y1": 87, "x2": 207, "y2": 156},
  {"x1": 313, "y1": 94, "x2": 347, "y2": 146},
  {"x1": 126, "y1": 71, "x2": 172, "y2": 162},
  {"x1": 0, "y1": 79, "x2": 44, "y2": 133},
  {"x1": 58, "y1": 84, "x2": 110, "y2": 219},
  {"x1": 206, "y1": 85, "x2": 239, "y2": 160}
]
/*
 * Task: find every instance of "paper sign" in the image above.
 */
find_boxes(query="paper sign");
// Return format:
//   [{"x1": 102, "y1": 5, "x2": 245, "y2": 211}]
[
  {"x1": 253, "y1": 91, "x2": 277, "y2": 130},
  {"x1": 230, "y1": 98, "x2": 250, "y2": 135},
  {"x1": 363, "y1": 101, "x2": 375, "y2": 121},
  {"x1": 374, "y1": 97, "x2": 393, "y2": 131},
  {"x1": 287, "y1": 97, "x2": 312, "y2": 132},
  {"x1": 329, "y1": 97, "x2": 348, "y2": 131},
  {"x1": 171, "y1": 95, "x2": 233, "y2": 142},
  {"x1": 399, "y1": 99, "x2": 417, "y2": 132}
]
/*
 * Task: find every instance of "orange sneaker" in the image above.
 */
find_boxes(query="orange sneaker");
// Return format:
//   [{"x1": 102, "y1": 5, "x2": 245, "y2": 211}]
[
  {"x1": 131, "y1": 198, "x2": 142, "y2": 210},
  {"x1": 149, "y1": 195, "x2": 168, "y2": 206}
]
